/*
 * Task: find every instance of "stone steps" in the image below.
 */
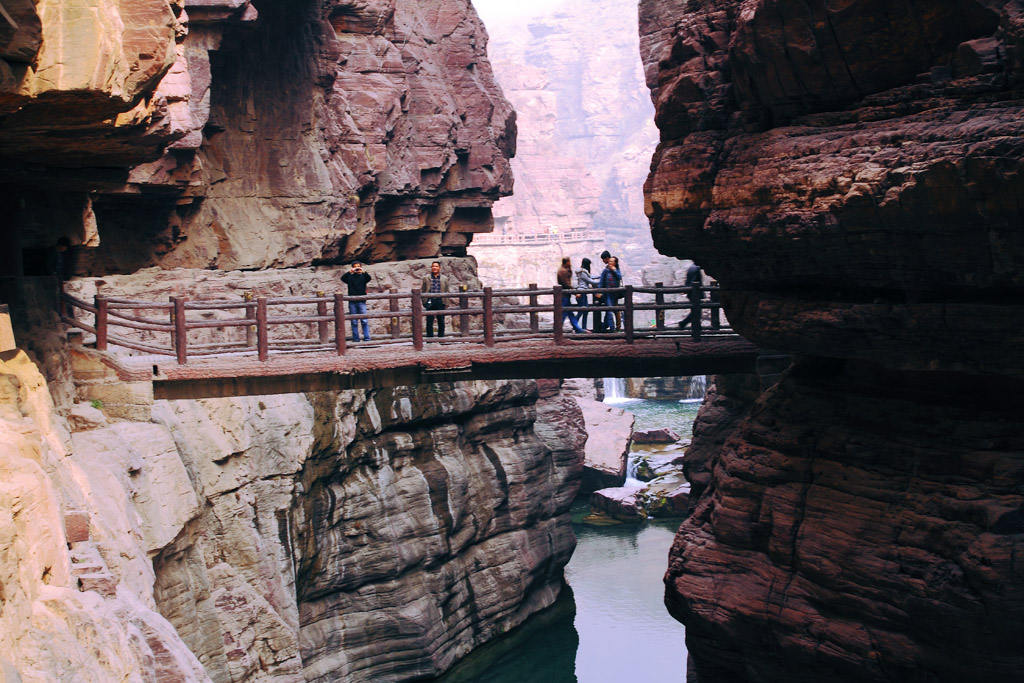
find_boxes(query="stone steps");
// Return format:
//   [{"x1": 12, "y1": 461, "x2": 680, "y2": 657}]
[{"x1": 69, "y1": 541, "x2": 117, "y2": 598}]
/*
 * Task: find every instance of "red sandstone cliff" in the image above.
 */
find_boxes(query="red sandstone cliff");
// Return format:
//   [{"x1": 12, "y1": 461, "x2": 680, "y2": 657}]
[
  {"x1": 639, "y1": 0, "x2": 1024, "y2": 680},
  {"x1": 1, "y1": 0, "x2": 514, "y2": 274}
]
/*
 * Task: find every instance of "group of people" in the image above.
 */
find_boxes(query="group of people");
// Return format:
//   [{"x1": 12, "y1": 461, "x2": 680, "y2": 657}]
[
  {"x1": 556, "y1": 250, "x2": 624, "y2": 333},
  {"x1": 339, "y1": 252, "x2": 699, "y2": 343}
]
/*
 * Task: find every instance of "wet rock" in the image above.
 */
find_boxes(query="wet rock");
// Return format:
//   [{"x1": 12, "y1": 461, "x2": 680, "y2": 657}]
[
  {"x1": 632, "y1": 427, "x2": 680, "y2": 444},
  {"x1": 574, "y1": 398, "x2": 633, "y2": 492},
  {"x1": 590, "y1": 486, "x2": 646, "y2": 521}
]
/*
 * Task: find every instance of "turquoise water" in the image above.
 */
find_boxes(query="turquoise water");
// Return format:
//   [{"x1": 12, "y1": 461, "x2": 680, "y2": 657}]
[
  {"x1": 433, "y1": 505, "x2": 687, "y2": 682},
  {"x1": 433, "y1": 397, "x2": 697, "y2": 682},
  {"x1": 615, "y1": 397, "x2": 702, "y2": 437}
]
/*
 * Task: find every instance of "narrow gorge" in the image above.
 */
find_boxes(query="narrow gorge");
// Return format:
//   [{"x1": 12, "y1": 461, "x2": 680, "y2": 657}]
[{"x1": 1, "y1": 0, "x2": 1022, "y2": 681}]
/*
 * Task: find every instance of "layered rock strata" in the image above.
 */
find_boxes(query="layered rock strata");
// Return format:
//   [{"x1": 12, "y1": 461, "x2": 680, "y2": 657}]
[
  {"x1": 152, "y1": 379, "x2": 584, "y2": 682},
  {"x1": 639, "y1": 0, "x2": 1024, "y2": 680},
  {"x1": 1, "y1": 345, "x2": 585, "y2": 681},
  {"x1": 2, "y1": 0, "x2": 514, "y2": 273}
]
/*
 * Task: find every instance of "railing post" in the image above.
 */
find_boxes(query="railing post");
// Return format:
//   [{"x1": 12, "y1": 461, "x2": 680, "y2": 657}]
[
  {"x1": 244, "y1": 291, "x2": 256, "y2": 348},
  {"x1": 483, "y1": 287, "x2": 494, "y2": 347},
  {"x1": 334, "y1": 293, "x2": 346, "y2": 355},
  {"x1": 691, "y1": 283, "x2": 703, "y2": 341},
  {"x1": 655, "y1": 282, "x2": 665, "y2": 331},
  {"x1": 624, "y1": 285, "x2": 634, "y2": 343},
  {"x1": 317, "y1": 291, "x2": 329, "y2": 343},
  {"x1": 389, "y1": 288, "x2": 400, "y2": 338},
  {"x1": 552, "y1": 285, "x2": 564, "y2": 345},
  {"x1": 710, "y1": 285, "x2": 721, "y2": 329},
  {"x1": 411, "y1": 289, "x2": 424, "y2": 351},
  {"x1": 172, "y1": 296, "x2": 187, "y2": 364},
  {"x1": 256, "y1": 296, "x2": 269, "y2": 361},
  {"x1": 528, "y1": 283, "x2": 539, "y2": 333},
  {"x1": 459, "y1": 285, "x2": 469, "y2": 336},
  {"x1": 95, "y1": 297, "x2": 108, "y2": 351}
]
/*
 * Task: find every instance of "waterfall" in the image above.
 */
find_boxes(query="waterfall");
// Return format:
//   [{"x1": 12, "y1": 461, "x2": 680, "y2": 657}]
[
  {"x1": 679, "y1": 375, "x2": 707, "y2": 404},
  {"x1": 603, "y1": 378, "x2": 634, "y2": 404}
]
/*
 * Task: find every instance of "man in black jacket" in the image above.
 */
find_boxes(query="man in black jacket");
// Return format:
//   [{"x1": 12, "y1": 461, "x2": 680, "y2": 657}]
[
  {"x1": 678, "y1": 262, "x2": 703, "y2": 330},
  {"x1": 341, "y1": 262, "x2": 372, "y2": 342}
]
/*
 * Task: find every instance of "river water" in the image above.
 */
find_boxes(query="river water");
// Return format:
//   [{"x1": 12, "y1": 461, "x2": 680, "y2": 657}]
[{"x1": 433, "y1": 386, "x2": 699, "y2": 682}]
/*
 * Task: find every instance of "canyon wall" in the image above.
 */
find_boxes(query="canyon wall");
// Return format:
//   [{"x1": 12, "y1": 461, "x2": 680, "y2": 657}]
[
  {"x1": 2, "y1": 0, "x2": 514, "y2": 274},
  {"x1": 639, "y1": 0, "x2": 1024, "y2": 680},
  {"x1": 1, "y1": 338, "x2": 585, "y2": 681},
  {"x1": 0, "y1": 1, "x2": 597, "y2": 681}
]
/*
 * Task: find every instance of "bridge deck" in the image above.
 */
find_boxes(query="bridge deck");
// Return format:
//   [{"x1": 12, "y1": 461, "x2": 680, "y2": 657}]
[{"x1": 114, "y1": 334, "x2": 760, "y2": 399}]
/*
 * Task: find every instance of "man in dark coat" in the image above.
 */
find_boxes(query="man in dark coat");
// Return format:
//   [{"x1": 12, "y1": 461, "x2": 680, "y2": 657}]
[{"x1": 678, "y1": 262, "x2": 703, "y2": 330}]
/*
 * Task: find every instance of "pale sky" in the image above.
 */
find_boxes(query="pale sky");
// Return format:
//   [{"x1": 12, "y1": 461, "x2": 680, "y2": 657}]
[{"x1": 471, "y1": 0, "x2": 566, "y2": 23}]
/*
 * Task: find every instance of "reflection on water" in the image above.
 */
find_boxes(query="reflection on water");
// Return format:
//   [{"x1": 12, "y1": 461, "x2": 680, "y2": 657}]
[{"x1": 433, "y1": 501, "x2": 687, "y2": 682}]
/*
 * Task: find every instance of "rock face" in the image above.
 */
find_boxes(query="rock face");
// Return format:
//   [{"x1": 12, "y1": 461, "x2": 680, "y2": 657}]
[
  {"x1": 0, "y1": 350, "x2": 210, "y2": 683},
  {"x1": 639, "y1": 0, "x2": 1024, "y2": 680},
  {"x1": 0, "y1": 345, "x2": 585, "y2": 682},
  {"x1": 574, "y1": 397, "x2": 633, "y2": 493},
  {"x1": 150, "y1": 379, "x2": 584, "y2": 682},
  {"x1": 2, "y1": 0, "x2": 514, "y2": 273}
]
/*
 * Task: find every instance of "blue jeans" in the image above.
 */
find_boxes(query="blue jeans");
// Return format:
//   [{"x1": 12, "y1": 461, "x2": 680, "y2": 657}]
[
  {"x1": 562, "y1": 295, "x2": 583, "y2": 332},
  {"x1": 603, "y1": 295, "x2": 618, "y2": 331},
  {"x1": 348, "y1": 301, "x2": 370, "y2": 341},
  {"x1": 575, "y1": 293, "x2": 589, "y2": 329}
]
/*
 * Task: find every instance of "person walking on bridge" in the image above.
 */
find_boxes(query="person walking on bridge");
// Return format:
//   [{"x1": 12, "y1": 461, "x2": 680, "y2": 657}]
[
  {"x1": 421, "y1": 261, "x2": 450, "y2": 338},
  {"x1": 341, "y1": 261, "x2": 373, "y2": 342},
  {"x1": 575, "y1": 257, "x2": 600, "y2": 331},
  {"x1": 678, "y1": 262, "x2": 703, "y2": 330},
  {"x1": 557, "y1": 257, "x2": 586, "y2": 334}
]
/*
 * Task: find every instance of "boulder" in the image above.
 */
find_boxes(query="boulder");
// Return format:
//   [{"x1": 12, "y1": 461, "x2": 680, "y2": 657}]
[
  {"x1": 590, "y1": 486, "x2": 647, "y2": 521},
  {"x1": 574, "y1": 397, "x2": 634, "y2": 492},
  {"x1": 631, "y1": 427, "x2": 680, "y2": 444}
]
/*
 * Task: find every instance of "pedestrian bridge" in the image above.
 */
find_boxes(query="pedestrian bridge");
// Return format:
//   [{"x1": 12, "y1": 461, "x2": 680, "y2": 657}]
[{"x1": 61, "y1": 283, "x2": 766, "y2": 399}]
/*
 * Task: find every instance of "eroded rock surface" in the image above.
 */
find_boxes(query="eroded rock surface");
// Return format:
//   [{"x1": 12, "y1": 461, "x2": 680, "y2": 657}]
[
  {"x1": 639, "y1": 0, "x2": 1024, "y2": 679},
  {"x1": 151, "y1": 379, "x2": 584, "y2": 682},
  {"x1": 0, "y1": 342, "x2": 585, "y2": 682},
  {"x1": 2, "y1": 0, "x2": 514, "y2": 272}
]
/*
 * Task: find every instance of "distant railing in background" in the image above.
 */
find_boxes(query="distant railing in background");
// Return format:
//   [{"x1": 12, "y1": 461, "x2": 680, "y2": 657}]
[
  {"x1": 471, "y1": 230, "x2": 607, "y2": 246},
  {"x1": 59, "y1": 282, "x2": 729, "y2": 365}
]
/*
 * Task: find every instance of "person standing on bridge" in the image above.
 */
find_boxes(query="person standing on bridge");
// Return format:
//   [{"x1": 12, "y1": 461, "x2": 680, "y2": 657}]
[
  {"x1": 575, "y1": 257, "x2": 600, "y2": 331},
  {"x1": 678, "y1": 262, "x2": 703, "y2": 330},
  {"x1": 599, "y1": 255, "x2": 622, "y2": 332},
  {"x1": 600, "y1": 250, "x2": 624, "y2": 330},
  {"x1": 557, "y1": 257, "x2": 586, "y2": 333},
  {"x1": 341, "y1": 261, "x2": 373, "y2": 342},
  {"x1": 421, "y1": 260, "x2": 450, "y2": 338}
]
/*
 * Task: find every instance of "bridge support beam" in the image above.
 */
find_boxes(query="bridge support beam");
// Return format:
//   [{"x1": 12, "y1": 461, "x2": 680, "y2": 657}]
[{"x1": 142, "y1": 338, "x2": 765, "y2": 400}]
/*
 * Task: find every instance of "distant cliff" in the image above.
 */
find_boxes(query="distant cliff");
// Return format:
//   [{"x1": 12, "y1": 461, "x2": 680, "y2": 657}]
[
  {"x1": 478, "y1": 0, "x2": 658, "y2": 243},
  {"x1": 639, "y1": 0, "x2": 1024, "y2": 680}
]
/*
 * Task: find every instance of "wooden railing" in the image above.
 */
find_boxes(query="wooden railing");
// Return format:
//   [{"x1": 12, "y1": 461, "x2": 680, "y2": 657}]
[
  {"x1": 471, "y1": 230, "x2": 607, "y2": 246},
  {"x1": 59, "y1": 282, "x2": 727, "y2": 364}
]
